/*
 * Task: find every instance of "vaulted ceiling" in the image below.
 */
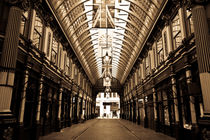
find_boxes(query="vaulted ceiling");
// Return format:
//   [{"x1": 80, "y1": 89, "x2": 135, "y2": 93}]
[{"x1": 46, "y1": 0, "x2": 167, "y2": 85}]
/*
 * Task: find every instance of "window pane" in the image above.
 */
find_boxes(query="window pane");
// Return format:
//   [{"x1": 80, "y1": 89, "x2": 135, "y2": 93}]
[
  {"x1": 47, "y1": 32, "x2": 51, "y2": 57},
  {"x1": 163, "y1": 32, "x2": 168, "y2": 56},
  {"x1": 157, "y1": 37, "x2": 164, "y2": 65},
  {"x1": 172, "y1": 13, "x2": 182, "y2": 49},
  {"x1": 20, "y1": 11, "x2": 29, "y2": 36},
  {"x1": 33, "y1": 14, "x2": 43, "y2": 48},
  {"x1": 51, "y1": 37, "x2": 58, "y2": 63},
  {"x1": 186, "y1": 9, "x2": 194, "y2": 35}
]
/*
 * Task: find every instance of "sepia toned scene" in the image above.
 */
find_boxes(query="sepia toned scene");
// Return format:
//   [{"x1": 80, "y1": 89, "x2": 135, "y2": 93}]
[{"x1": 0, "y1": 0, "x2": 210, "y2": 140}]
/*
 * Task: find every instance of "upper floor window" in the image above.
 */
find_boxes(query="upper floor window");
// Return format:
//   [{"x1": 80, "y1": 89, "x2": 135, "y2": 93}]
[
  {"x1": 33, "y1": 14, "x2": 43, "y2": 49},
  {"x1": 186, "y1": 9, "x2": 194, "y2": 36},
  {"x1": 66, "y1": 56, "x2": 70, "y2": 75},
  {"x1": 46, "y1": 32, "x2": 51, "y2": 57},
  {"x1": 113, "y1": 93, "x2": 116, "y2": 98},
  {"x1": 163, "y1": 32, "x2": 168, "y2": 56},
  {"x1": 145, "y1": 54, "x2": 150, "y2": 76},
  {"x1": 20, "y1": 11, "x2": 29, "y2": 36},
  {"x1": 138, "y1": 67, "x2": 141, "y2": 84},
  {"x1": 156, "y1": 37, "x2": 164, "y2": 65},
  {"x1": 172, "y1": 13, "x2": 182, "y2": 49},
  {"x1": 51, "y1": 36, "x2": 58, "y2": 64}
]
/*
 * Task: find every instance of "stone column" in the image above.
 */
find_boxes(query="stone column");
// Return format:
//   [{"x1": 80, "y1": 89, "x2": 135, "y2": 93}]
[
  {"x1": 191, "y1": 3, "x2": 210, "y2": 116},
  {"x1": 191, "y1": 3, "x2": 210, "y2": 138},
  {"x1": 56, "y1": 86, "x2": 63, "y2": 131},
  {"x1": 0, "y1": 6, "x2": 23, "y2": 114},
  {"x1": 153, "y1": 88, "x2": 158, "y2": 131}
]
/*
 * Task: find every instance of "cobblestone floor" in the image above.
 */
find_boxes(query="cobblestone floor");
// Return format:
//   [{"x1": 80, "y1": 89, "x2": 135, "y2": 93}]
[{"x1": 39, "y1": 119, "x2": 175, "y2": 140}]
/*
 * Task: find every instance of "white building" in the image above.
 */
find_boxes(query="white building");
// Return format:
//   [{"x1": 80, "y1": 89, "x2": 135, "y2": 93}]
[{"x1": 96, "y1": 92, "x2": 120, "y2": 119}]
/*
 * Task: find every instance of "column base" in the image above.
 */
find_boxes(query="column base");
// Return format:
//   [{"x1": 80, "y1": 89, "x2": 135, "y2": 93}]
[
  {"x1": 33, "y1": 122, "x2": 41, "y2": 140},
  {"x1": 137, "y1": 116, "x2": 140, "y2": 125},
  {"x1": 174, "y1": 123, "x2": 183, "y2": 140},
  {"x1": 198, "y1": 116, "x2": 210, "y2": 140},
  {"x1": 14, "y1": 123, "x2": 24, "y2": 140},
  {"x1": 144, "y1": 117, "x2": 148, "y2": 128},
  {"x1": 55, "y1": 119, "x2": 61, "y2": 132},
  {"x1": 154, "y1": 119, "x2": 159, "y2": 132},
  {"x1": 67, "y1": 119, "x2": 72, "y2": 127},
  {"x1": 0, "y1": 116, "x2": 16, "y2": 140},
  {"x1": 190, "y1": 124, "x2": 200, "y2": 140}
]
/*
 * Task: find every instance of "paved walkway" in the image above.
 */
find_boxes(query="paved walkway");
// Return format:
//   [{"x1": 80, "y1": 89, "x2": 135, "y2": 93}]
[{"x1": 39, "y1": 119, "x2": 175, "y2": 140}]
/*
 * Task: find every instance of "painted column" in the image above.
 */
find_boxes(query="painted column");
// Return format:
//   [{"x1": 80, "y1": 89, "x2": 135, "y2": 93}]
[
  {"x1": 186, "y1": 66, "x2": 200, "y2": 139},
  {"x1": 80, "y1": 95, "x2": 84, "y2": 121},
  {"x1": 34, "y1": 71, "x2": 44, "y2": 139},
  {"x1": 75, "y1": 94, "x2": 79, "y2": 123},
  {"x1": 171, "y1": 74, "x2": 180, "y2": 140},
  {"x1": 143, "y1": 95, "x2": 148, "y2": 128},
  {"x1": 16, "y1": 63, "x2": 31, "y2": 140},
  {"x1": 0, "y1": 6, "x2": 23, "y2": 114},
  {"x1": 18, "y1": 64, "x2": 31, "y2": 124},
  {"x1": 186, "y1": 67, "x2": 197, "y2": 124},
  {"x1": 153, "y1": 88, "x2": 158, "y2": 131},
  {"x1": 56, "y1": 85, "x2": 63, "y2": 131},
  {"x1": 68, "y1": 88, "x2": 72, "y2": 126},
  {"x1": 36, "y1": 72, "x2": 44, "y2": 123}
]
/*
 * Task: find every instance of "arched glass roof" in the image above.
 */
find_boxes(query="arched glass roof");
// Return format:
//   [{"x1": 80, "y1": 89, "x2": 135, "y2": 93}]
[{"x1": 47, "y1": 0, "x2": 167, "y2": 84}]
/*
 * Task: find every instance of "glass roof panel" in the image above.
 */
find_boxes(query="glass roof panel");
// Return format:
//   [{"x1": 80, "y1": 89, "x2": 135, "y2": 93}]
[{"x1": 48, "y1": 0, "x2": 167, "y2": 84}]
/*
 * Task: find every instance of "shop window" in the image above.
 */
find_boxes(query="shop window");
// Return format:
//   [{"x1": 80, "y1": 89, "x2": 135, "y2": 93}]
[
  {"x1": 156, "y1": 37, "x2": 164, "y2": 65},
  {"x1": 20, "y1": 11, "x2": 29, "y2": 37},
  {"x1": 172, "y1": 13, "x2": 182, "y2": 49},
  {"x1": 51, "y1": 36, "x2": 58, "y2": 64},
  {"x1": 186, "y1": 9, "x2": 194, "y2": 36},
  {"x1": 33, "y1": 14, "x2": 43, "y2": 49}
]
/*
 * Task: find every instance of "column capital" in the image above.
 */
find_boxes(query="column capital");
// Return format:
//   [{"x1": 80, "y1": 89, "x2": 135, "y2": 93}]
[
  {"x1": 186, "y1": 0, "x2": 209, "y2": 9},
  {"x1": 5, "y1": 0, "x2": 31, "y2": 11}
]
